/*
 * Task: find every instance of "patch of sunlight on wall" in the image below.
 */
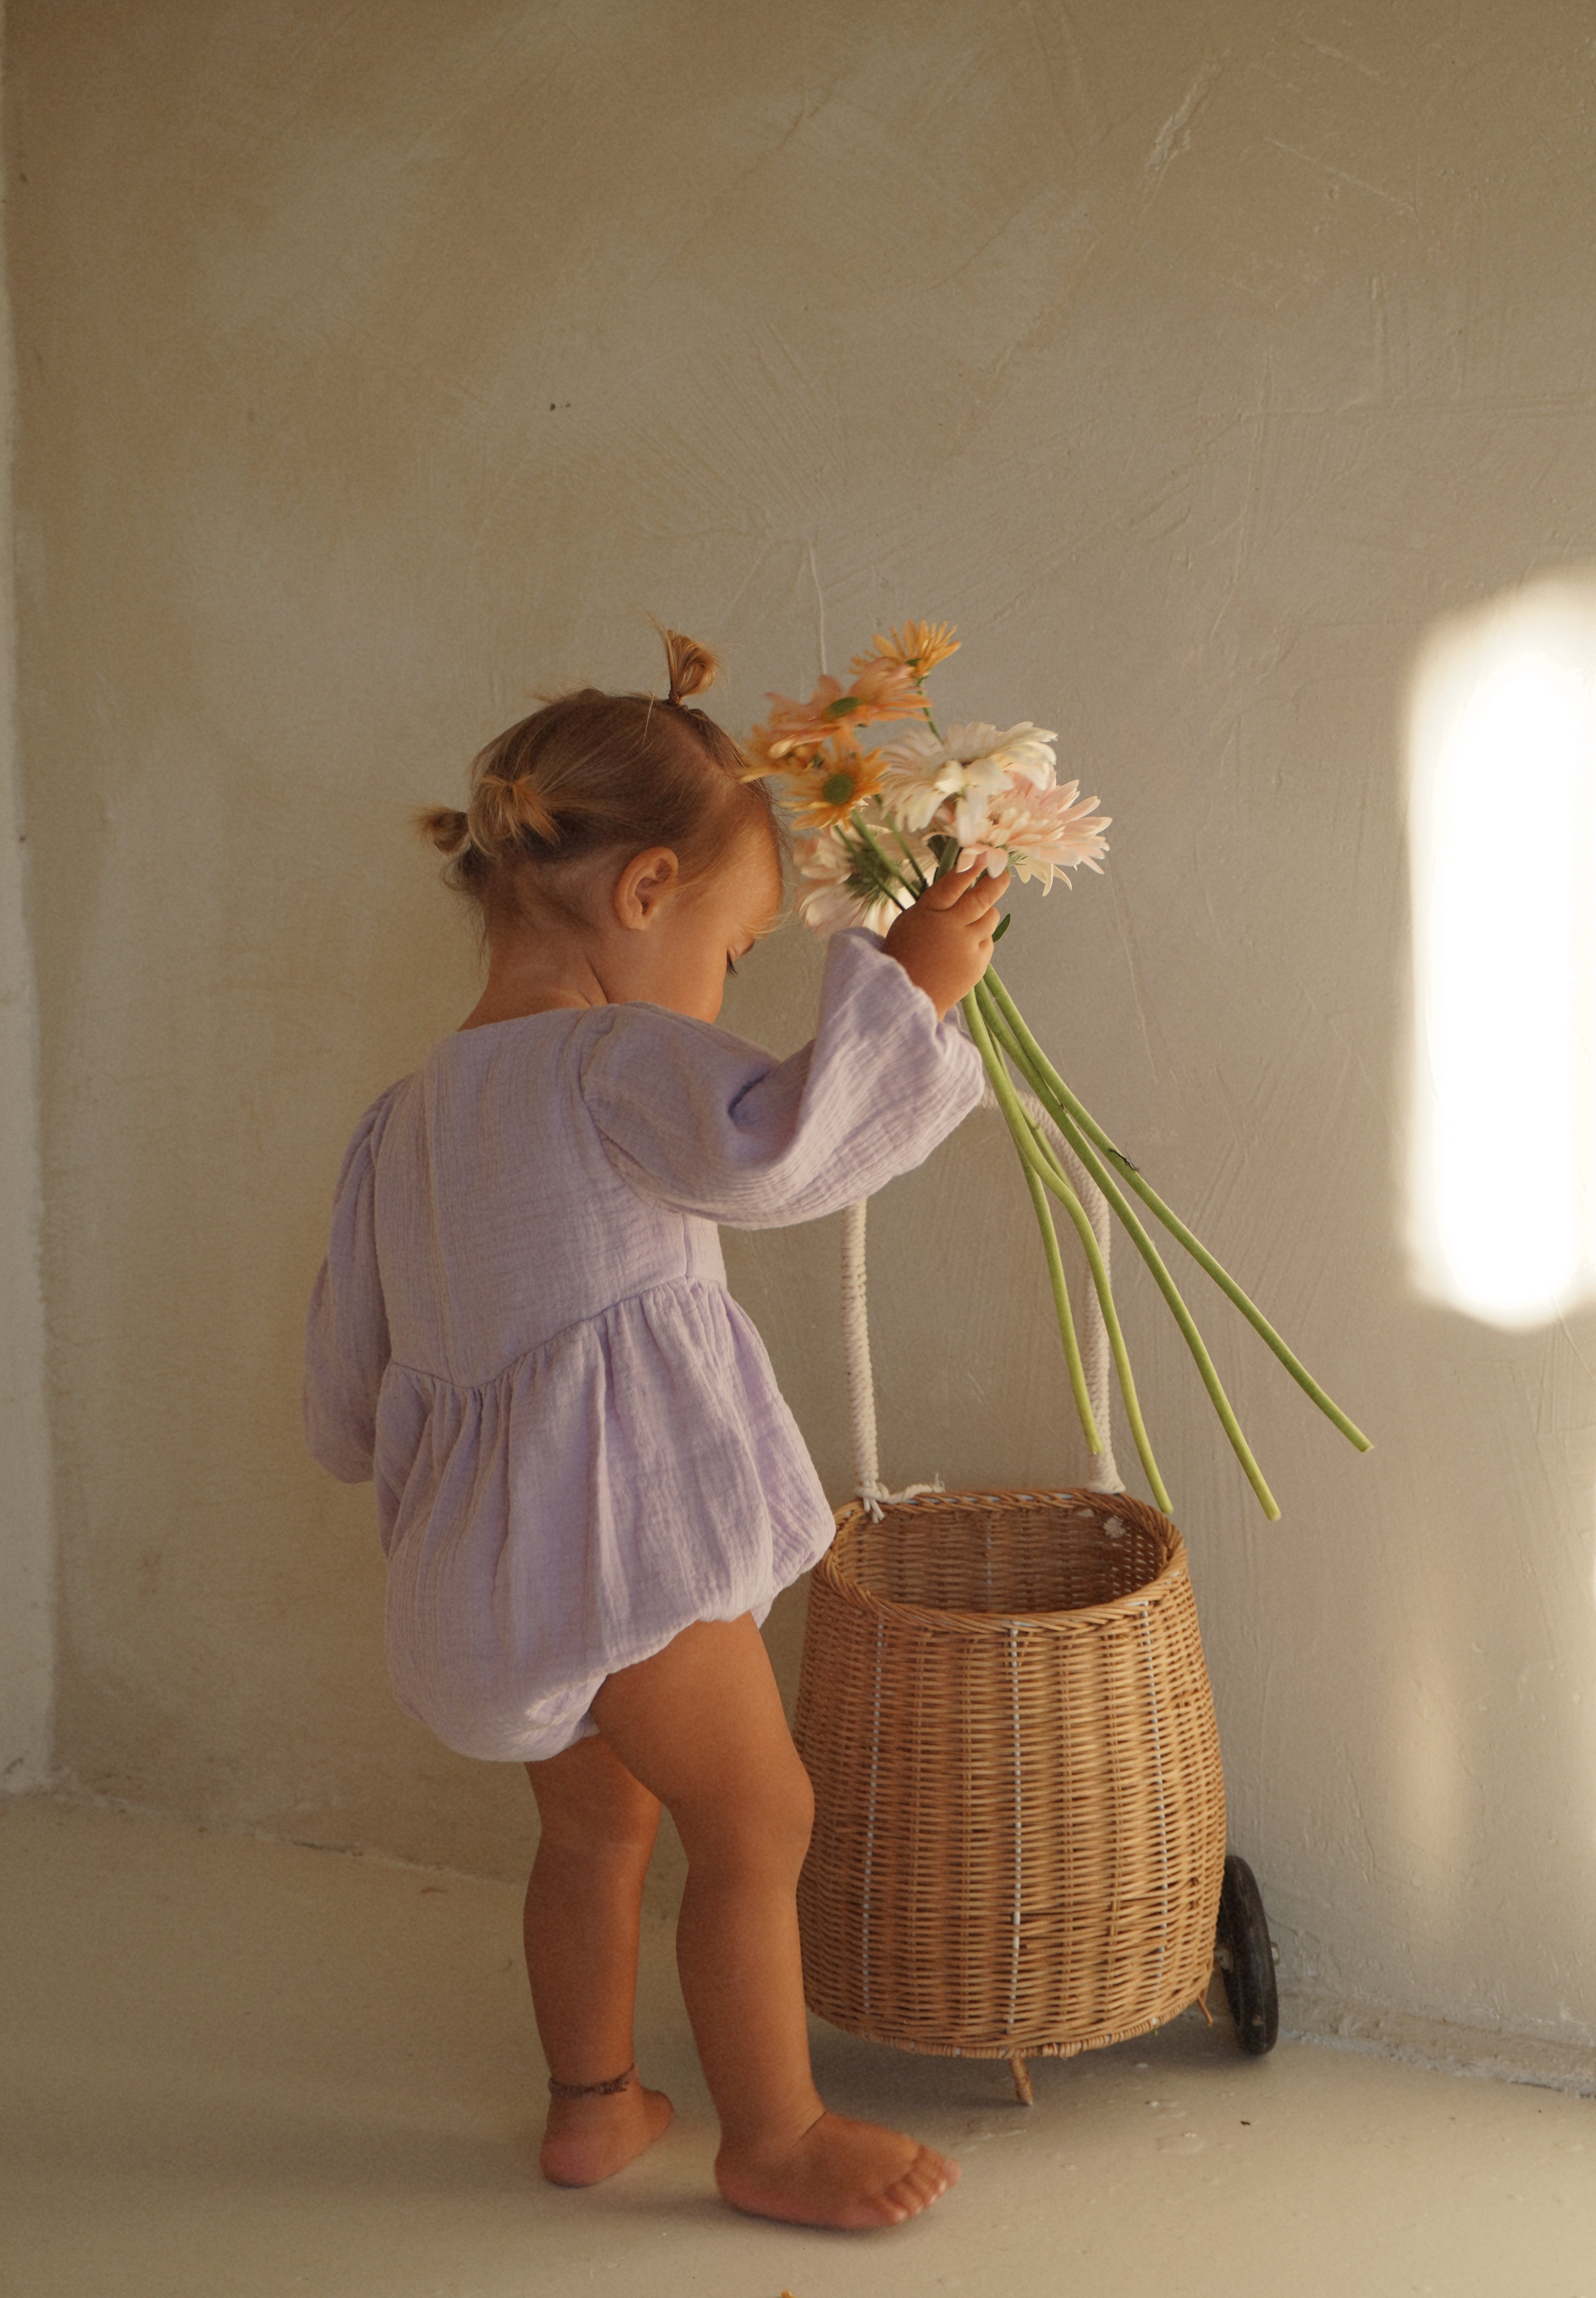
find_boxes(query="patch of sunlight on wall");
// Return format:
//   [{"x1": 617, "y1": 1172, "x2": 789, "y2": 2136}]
[{"x1": 1408, "y1": 577, "x2": 1596, "y2": 1330}]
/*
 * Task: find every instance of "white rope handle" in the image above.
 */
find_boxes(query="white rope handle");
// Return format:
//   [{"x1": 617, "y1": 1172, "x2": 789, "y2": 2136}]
[
  {"x1": 842, "y1": 1089, "x2": 1124, "y2": 1517},
  {"x1": 841, "y1": 1201, "x2": 946, "y2": 1518}
]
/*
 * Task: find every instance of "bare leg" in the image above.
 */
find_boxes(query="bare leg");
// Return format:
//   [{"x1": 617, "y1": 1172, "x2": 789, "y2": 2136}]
[
  {"x1": 592, "y1": 1615, "x2": 958, "y2": 2231},
  {"x1": 523, "y1": 1733, "x2": 674, "y2": 2185}
]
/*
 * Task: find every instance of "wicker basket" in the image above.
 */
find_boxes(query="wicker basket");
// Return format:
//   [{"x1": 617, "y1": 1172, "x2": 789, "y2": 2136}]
[{"x1": 794, "y1": 1486, "x2": 1225, "y2": 2090}]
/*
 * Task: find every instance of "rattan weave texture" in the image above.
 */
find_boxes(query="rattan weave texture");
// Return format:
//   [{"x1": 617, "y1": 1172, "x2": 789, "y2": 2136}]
[{"x1": 794, "y1": 1488, "x2": 1226, "y2": 2061}]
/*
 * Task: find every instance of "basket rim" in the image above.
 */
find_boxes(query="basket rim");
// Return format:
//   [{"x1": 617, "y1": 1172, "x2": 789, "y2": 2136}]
[{"x1": 817, "y1": 1485, "x2": 1189, "y2": 1633}]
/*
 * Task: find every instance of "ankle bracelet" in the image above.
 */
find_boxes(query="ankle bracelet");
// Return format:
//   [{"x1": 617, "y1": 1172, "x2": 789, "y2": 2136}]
[{"x1": 547, "y1": 2063, "x2": 636, "y2": 2100}]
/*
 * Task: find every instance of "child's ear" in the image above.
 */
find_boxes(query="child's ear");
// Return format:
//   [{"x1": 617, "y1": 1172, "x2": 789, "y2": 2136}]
[{"x1": 613, "y1": 847, "x2": 681, "y2": 930}]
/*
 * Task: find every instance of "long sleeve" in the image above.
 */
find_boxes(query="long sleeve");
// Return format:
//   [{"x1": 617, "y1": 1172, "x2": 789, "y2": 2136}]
[
  {"x1": 303, "y1": 1087, "x2": 398, "y2": 1482},
  {"x1": 580, "y1": 928, "x2": 984, "y2": 1228}
]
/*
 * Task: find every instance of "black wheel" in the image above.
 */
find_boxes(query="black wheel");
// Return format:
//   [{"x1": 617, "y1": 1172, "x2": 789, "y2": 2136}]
[{"x1": 1215, "y1": 1852, "x2": 1278, "y2": 2055}]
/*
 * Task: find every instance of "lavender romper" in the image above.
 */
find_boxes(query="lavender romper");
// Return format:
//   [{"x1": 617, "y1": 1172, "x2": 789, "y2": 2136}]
[{"x1": 304, "y1": 928, "x2": 983, "y2": 1763}]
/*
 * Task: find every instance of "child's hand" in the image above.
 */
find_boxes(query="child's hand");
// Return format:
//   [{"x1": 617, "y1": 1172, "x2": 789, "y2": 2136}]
[{"x1": 882, "y1": 863, "x2": 1010, "y2": 1019}]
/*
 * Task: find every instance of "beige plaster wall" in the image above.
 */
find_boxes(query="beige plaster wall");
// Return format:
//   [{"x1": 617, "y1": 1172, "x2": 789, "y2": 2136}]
[
  {"x1": 12, "y1": 0, "x2": 1596, "y2": 2052},
  {"x1": 0, "y1": 9, "x2": 53, "y2": 1794}
]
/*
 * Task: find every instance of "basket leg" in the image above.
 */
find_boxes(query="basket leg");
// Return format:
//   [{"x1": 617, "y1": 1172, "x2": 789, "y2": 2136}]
[{"x1": 1009, "y1": 2053, "x2": 1033, "y2": 2106}]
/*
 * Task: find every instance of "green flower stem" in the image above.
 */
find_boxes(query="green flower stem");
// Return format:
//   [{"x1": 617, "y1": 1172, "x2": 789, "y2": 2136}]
[
  {"x1": 832, "y1": 823, "x2": 914, "y2": 921},
  {"x1": 963, "y1": 990, "x2": 1172, "y2": 1512},
  {"x1": 926, "y1": 833, "x2": 959, "y2": 882},
  {"x1": 983, "y1": 968, "x2": 1372, "y2": 1455},
  {"x1": 1016, "y1": 1090, "x2": 1282, "y2": 1525},
  {"x1": 883, "y1": 820, "x2": 931, "y2": 892},
  {"x1": 845, "y1": 814, "x2": 918, "y2": 908},
  {"x1": 1021, "y1": 1160, "x2": 1102, "y2": 1457},
  {"x1": 976, "y1": 981, "x2": 1281, "y2": 1522}
]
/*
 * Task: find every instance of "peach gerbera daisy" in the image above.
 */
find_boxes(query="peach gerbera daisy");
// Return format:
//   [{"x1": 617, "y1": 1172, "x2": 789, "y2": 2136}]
[
  {"x1": 751, "y1": 661, "x2": 929, "y2": 775},
  {"x1": 783, "y1": 732, "x2": 886, "y2": 829},
  {"x1": 854, "y1": 619, "x2": 961, "y2": 681},
  {"x1": 748, "y1": 680, "x2": 844, "y2": 773},
  {"x1": 841, "y1": 653, "x2": 928, "y2": 716}
]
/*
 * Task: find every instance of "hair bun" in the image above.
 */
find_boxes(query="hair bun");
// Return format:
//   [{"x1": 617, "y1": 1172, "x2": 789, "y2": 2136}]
[
  {"x1": 472, "y1": 772, "x2": 560, "y2": 853},
  {"x1": 415, "y1": 804, "x2": 472, "y2": 857},
  {"x1": 660, "y1": 627, "x2": 719, "y2": 707}
]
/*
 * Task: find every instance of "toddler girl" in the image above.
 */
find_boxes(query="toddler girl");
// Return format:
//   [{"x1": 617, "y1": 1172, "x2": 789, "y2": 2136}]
[{"x1": 304, "y1": 630, "x2": 1006, "y2": 2231}]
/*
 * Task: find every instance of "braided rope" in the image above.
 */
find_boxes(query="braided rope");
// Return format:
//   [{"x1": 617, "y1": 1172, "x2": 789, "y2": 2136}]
[{"x1": 841, "y1": 1201, "x2": 945, "y2": 1521}]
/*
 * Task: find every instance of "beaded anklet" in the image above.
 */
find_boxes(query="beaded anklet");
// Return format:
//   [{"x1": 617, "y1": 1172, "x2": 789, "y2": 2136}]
[{"x1": 547, "y1": 2063, "x2": 636, "y2": 2100}]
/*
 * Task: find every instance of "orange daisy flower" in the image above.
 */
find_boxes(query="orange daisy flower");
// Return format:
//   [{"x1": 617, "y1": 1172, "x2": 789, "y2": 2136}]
[
  {"x1": 854, "y1": 618, "x2": 960, "y2": 681},
  {"x1": 841, "y1": 653, "x2": 928, "y2": 716},
  {"x1": 782, "y1": 731, "x2": 886, "y2": 829},
  {"x1": 749, "y1": 676, "x2": 848, "y2": 772},
  {"x1": 751, "y1": 662, "x2": 926, "y2": 774}
]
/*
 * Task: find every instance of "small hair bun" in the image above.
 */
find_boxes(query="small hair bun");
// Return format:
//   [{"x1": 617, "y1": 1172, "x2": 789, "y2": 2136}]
[
  {"x1": 473, "y1": 771, "x2": 560, "y2": 851},
  {"x1": 415, "y1": 804, "x2": 471, "y2": 857},
  {"x1": 660, "y1": 627, "x2": 719, "y2": 707}
]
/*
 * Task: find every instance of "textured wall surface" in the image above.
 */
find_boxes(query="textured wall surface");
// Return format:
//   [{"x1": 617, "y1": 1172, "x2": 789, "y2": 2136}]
[
  {"x1": 0, "y1": 17, "x2": 53, "y2": 1792},
  {"x1": 12, "y1": 0, "x2": 1596, "y2": 2051}
]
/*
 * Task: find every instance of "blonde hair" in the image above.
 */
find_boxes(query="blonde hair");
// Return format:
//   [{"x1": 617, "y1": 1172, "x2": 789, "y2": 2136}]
[{"x1": 418, "y1": 629, "x2": 778, "y2": 902}]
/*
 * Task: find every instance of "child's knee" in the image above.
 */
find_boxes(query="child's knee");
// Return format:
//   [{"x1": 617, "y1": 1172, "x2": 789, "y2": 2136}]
[
  {"x1": 680, "y1": 1752, "x2": 814, "y2": 1877},
  {"x1": 539, "y1": 1799, "x2": 659, "y2": 1875},
  {"x1": 531, "y1": 1753, "x2": 661, "y2": 1866}
]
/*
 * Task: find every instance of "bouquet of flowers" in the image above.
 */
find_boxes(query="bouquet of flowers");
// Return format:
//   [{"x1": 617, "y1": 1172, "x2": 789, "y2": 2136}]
[{"x1": 747, "y1": 620, "x2": 1370, "y2": 1521}]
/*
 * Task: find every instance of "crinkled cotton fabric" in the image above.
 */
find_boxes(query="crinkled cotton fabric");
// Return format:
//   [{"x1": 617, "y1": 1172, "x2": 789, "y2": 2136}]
[{"x1": 304, "y1": 928, "x2": 984, "y2": 1762}]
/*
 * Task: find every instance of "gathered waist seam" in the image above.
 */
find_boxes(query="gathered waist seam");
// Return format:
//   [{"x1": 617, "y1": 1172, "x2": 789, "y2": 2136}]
[{"x1": 386, "y1": 1274, "x2": 733, "y2": 1393}]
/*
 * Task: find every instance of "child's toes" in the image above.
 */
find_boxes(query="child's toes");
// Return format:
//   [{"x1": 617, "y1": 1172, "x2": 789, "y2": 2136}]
[
  {"x1": 717, "y1": 2112, "x2": 958, "y2": 2231},
  {"x1": 885, "y1": 2145, "x2": 957, "y2": 2215}
]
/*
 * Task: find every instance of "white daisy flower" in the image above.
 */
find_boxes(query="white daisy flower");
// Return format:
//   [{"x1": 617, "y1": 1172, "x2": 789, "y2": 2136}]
[
  {"x1": 876, "y1": 721, "x2": 1057, "y2": 834},
  {"x1": 792, "y1": 810, "x2": 931, "y2": 936}
]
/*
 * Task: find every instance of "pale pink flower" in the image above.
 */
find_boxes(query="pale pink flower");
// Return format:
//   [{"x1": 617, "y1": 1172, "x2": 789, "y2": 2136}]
[{"x1": 957, "y1": 778, "x2": 1110, "y2": 889}]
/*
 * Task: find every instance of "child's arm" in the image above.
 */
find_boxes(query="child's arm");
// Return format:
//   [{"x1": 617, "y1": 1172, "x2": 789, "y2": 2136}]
[
  {"x1": 581, "y1": 914, "x2": 992, "y2": 1230},
  {"x1": 303, "y1": 1090, "x2": 395, "y2": 1483}
]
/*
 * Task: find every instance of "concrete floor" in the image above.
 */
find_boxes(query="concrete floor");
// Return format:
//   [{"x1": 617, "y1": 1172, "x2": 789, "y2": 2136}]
[{"x1": 3, "y1": 1798, "x2": 1593, "y2": 2298}]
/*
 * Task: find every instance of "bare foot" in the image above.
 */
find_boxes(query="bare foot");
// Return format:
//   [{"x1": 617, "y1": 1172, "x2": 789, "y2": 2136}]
[
  {"x1": 715, "y1": 2109, "x2": 959, "y2": 2230},
  {"x1": 540, "y1": 2082, "x2": 674, "y2": 2187}
]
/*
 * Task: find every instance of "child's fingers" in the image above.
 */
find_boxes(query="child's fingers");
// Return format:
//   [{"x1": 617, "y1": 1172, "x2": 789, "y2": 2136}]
[
  {"x1": 916, "y1": 862, "x2": 986, "y2": 911},
  {"x1": 951, "y1": 871, "x2": 1009, "y2": 924},
  {"x1": 918, "y1": 863, "x2": 1011, "y2": 914},
  {"x1": 961, "y1": 867, "x2": 1010, "y2": 910}
]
